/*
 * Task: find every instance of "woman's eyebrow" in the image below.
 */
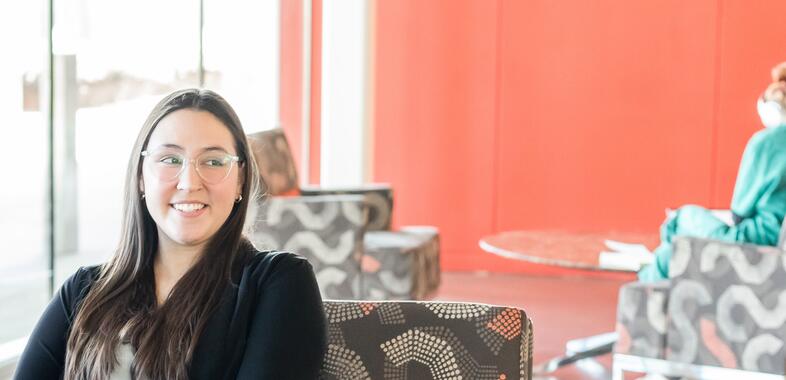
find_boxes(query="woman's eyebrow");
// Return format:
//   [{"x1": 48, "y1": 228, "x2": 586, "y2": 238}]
[
  {"x1": 201, "y1": 146, "x2": 230, "y2": 153},
  {"x1": 158, "y1": 143, "x2": 184, "y2": 150},
  {"x1": 152, "y1": 144, "x2": 230, "y2": 153}
]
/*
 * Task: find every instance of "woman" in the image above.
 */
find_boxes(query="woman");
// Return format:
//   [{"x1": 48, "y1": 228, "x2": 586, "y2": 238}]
[
  {"x1": 14, "y1": 89, "x2": 327, "y2": 379},
  {"x1": 639, "y1": 79, "x2": 786, "y2": 281}
]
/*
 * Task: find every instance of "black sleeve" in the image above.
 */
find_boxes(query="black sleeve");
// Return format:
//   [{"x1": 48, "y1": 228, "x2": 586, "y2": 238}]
[
  {"x1": 13, "y1": 267, "x2": 90, "y2": 380},
  {"x1": 235, "y1": 257, "x2": 327, "y2": 379}
]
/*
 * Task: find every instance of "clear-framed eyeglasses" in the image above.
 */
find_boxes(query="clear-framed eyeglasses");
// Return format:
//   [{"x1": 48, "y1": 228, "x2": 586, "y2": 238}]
[{"x1": 141, "y1": 148, "x2": 241, "y2": 184}]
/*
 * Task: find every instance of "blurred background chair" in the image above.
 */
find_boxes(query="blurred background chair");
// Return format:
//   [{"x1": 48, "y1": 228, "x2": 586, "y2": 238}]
[
  {"x1": 248, "y1": 128, "x2": 441, "y2": 300},
  {"x1": 319, "y1": 300, "x2": 533, "y2": 380},
  {"x1": 613, "y1": 233, "x2": 786, "y2": 379}
]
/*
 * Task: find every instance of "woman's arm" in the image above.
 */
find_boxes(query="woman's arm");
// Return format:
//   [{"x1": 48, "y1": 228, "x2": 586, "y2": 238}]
[
  {"x1": 235, "y1": 256, "x2": 327, "y2": 379},
  {"x1": 14, "y1": 267, "x2": 89, "y2": 380}
]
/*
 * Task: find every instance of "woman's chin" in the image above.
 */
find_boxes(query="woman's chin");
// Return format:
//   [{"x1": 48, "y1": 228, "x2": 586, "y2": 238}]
[{"x1": 163, "y1": 230, "x2": 210, "y2": 247}]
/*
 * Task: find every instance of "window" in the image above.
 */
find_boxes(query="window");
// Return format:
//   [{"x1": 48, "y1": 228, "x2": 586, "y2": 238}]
[
  {"x1": 0, "y1": 0, "x2": 281, "y2": 372},
  {"x1": 0, "y1": 0, "x2": 49, "y2": 362}
]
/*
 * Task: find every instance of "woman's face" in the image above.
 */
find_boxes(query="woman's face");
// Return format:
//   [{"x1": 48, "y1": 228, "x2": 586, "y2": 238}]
[{"x1": 141, "y1": 109, "x2": 243, "y2": 249}]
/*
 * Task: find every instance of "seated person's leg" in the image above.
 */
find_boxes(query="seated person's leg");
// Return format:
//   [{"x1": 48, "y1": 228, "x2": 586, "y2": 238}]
[{"x1": 638, "y1": 243, "x2": 671, "y2": 282}]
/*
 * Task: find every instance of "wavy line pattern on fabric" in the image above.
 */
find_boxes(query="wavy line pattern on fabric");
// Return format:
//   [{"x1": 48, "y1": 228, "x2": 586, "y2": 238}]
[
  {"x1": 717, "y1": 286, "x2": 786, "y2": 342},
  {"x1": 340, "y1": 201, "x2": 365, "y2": 226},
  {"x1": 700, "y1": 243, "x2": 778, "y2": 285},
  {"x1": 364, "y1": 192, "x2": 391, "y2": 230},
  {"x1": 742, "y1": 334, "x2": 783, "y2": 371},
  {"x1": 284, "y1": 231, "x2": 356, "y2": 264},
  {"x1": 378, "y1": 271, "x2": 412, "y2": 295},
  {"x1": 669, "y1": 279, "x2": 712, "y2": 363},
  {"x1": 670, "y1": 239, "x2": 692, "y2": 278},
  {"x1": 266, "y1": 200, "x2": 339, "y2": 229},
  {"x1": 646, "y1": 292, "x2": 667, "y2": 334},
  {"x1": 315, "y1": 268, "x2": 349, "y2": 293}
]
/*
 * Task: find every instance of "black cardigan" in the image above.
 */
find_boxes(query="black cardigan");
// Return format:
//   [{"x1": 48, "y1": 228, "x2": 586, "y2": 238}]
[{"x1": 13, "y1": 250, "x2": 327, "y2": 379}]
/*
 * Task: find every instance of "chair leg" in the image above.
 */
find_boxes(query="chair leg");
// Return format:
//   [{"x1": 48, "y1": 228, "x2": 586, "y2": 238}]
[{"x1": 611, "y1": 356, "x2": 624, "y2": 380}]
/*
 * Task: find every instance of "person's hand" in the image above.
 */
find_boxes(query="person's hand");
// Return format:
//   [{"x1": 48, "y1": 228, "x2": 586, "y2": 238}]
[{"x1": 772, "y1": 61, "x2": 786, "y2": 83}]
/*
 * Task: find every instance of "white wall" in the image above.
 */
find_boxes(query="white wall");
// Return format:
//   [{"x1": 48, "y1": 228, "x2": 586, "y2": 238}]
[{"x1": 320, "y1": 0, "x2": 370, "y2": 186}]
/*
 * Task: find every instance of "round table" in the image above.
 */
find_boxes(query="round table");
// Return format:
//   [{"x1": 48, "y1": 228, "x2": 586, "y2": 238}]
[
  {"x1": 479, "y1": 230, "x2": 660, "y2": 373},
  {"x1": 479, "y1": 230, "x2": 659, "y2": 273}
]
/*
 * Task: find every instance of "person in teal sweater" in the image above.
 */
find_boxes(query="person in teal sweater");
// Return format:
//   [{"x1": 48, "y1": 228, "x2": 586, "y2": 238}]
[{"x1": 639, "y1": 80, "x2": 786, "y2": 282}]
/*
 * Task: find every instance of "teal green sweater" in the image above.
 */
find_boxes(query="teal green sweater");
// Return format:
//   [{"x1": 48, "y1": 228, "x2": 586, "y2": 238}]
[{"x1": 639, "y1": 124, "x2": 786, "y2": 281}]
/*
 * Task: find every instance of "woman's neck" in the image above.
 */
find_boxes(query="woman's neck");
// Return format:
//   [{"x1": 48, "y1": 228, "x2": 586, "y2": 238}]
[{"x1": 153, "y1": 238, "x2": 206, "y2": 304}]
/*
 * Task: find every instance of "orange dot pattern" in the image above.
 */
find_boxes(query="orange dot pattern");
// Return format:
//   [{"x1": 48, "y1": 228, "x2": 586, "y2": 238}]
[
  {"x1": 477, "y1": 314, "x2": 505, "y2": 355},
  {"x1": 325, "y1": 302, "x2": 380, "y2": 323},
  {"x1": 360, "y1": 302, "x2": 377, "y2": 315},
  {"x1": 487, "y1": 308, "x2": 522, "y2": 341}
]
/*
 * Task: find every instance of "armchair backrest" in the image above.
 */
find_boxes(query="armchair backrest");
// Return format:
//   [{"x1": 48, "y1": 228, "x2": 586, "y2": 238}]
[
  {"x1": 252, "y1": 194, "x2": 369, "y2": 299},
  {"x1": 247, "y1": 128, "x2": 299, "y2": 196},
  {"x1": 320, "y1": 300, "x2": 533, "y2": 380}
]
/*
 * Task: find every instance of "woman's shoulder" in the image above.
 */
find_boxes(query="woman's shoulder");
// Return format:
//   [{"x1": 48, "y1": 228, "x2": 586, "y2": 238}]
[
  {"x1": 58, "y1": 264, "x2": 103, "y2": 315},
  {"x1": 240, "y1": 247, "x2": 316, "y2": 285},
  {"x1": 244, "y1": 248, "x2": 312, "y2": 272}
]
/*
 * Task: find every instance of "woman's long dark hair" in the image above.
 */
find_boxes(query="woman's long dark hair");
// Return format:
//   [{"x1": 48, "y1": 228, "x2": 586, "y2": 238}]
[{"x1": 64, "y1": 89, "x2": 260, "y2": 379}]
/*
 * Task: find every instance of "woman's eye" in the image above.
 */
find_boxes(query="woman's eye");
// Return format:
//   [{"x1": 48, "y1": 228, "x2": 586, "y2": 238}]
[
  {"x1": 160, "y1": 156, "x2": 183, "y2": 165},
  {"x1": 203, "y1": 158, "x2": 226, "y2": 167}
]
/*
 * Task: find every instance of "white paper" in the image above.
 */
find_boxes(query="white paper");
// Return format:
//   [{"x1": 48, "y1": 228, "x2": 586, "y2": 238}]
[{"x1": 598, "y1": 250, "x2": 653, "y2": 271}]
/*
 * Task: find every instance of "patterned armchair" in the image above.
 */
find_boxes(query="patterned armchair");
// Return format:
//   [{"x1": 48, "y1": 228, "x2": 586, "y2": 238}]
[
  {"x1": 247, "y1": 129, "x2": 441, "y2": 300},
  {"x1": 319, "y1": 300, "x2": 534, "y2": 380},
  {"x1": 613, "y1": 235, "x2": 786, "y2": 379}
]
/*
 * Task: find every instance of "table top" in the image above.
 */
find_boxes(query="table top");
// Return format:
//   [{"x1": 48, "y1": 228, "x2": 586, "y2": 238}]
[{"x1": 479, "y1": 230, "x2": 659, "y2": 273}]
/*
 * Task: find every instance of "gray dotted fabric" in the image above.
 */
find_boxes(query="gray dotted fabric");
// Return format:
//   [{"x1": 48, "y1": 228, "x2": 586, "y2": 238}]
[{"x1": 319, "y1": 301, "x2": 533, "y2": 380}]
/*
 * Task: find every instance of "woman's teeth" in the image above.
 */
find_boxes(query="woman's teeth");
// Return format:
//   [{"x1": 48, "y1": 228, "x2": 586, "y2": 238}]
[{"x1": 172, "y1": 203, "x2": 206, "y2": 212}]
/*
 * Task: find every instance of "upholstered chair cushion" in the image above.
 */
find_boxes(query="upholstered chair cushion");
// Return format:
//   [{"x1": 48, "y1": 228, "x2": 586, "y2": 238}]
[{"x1": 362, "y1": 227, "x2": 441, "y2": 300}]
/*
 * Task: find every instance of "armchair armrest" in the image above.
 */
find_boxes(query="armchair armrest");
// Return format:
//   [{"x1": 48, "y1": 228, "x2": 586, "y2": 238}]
[
  {"x1": 251, "y1": 194, "x2": 369, "y2": 299},
  {"x1": 300, "y1": 184, "x2": 393, "y2": 231},
  {"x1": 665, "y1": 237, "x2": 786, "y2": 373}
]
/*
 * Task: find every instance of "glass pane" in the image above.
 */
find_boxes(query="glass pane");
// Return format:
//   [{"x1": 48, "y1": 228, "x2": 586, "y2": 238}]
[
  {"x1": 203, "y1": 0, "x2": 280, "y2": 133},
  {"x1": 52, "y1": 0, "x2": 200, "y2": 286},
  {"x1": 0, "y1": 0, "x2": 50, "y2": 362}
]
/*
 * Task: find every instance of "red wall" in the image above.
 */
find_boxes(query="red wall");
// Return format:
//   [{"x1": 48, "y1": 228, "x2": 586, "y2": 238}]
[
  {"x1": 279, "y1": 0, "x2": 303, "y2": 172},
  {"x1": 372, "y1": 0, "x2": 786, "y2": 272}
]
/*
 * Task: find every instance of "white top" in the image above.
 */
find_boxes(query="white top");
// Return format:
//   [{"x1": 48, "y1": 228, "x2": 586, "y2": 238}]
[{"x1": 109, "y1": 342, "x2": 135, "y2": 379}]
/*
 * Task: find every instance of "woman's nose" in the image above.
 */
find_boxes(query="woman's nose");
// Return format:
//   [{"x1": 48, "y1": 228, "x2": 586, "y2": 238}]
[{"x1": 176, "y1": 160, "x2": 203, "y2": 190}]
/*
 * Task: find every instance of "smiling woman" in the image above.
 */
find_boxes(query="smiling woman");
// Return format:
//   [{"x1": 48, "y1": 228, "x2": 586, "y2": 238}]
[{"x1": 13, "y1": 89, "x2": 327, "y2": 380}]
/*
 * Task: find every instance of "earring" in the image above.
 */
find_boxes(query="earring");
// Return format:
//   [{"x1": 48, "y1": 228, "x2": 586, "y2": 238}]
[
  {"x1": 141, "y1": 193, "x2": 146, "y2": 199},
  {"x1": 235, "y1": 194, "x2": 243, "y2": 203}
]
